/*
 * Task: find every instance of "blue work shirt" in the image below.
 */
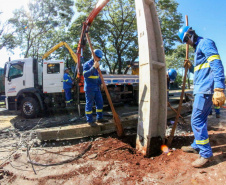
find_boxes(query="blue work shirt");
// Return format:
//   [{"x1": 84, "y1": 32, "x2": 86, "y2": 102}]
[
  {"x1": 193, "y1": 37, "x2": 225, "y2": 95},
  {"x1": 83, "y1": 59, "x2": 101, "y2": 92},
  {"x1": 63, "y1": 73, "x2": 73, "y2": 89}
]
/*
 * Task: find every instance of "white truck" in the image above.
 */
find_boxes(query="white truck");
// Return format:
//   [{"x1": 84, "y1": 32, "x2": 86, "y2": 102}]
[{"x1": 3, "y1": 58, "x2": 139, "y2": 118}]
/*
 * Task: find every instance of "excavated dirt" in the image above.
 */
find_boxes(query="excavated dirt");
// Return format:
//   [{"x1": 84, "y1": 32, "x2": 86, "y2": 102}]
[{"x1": 0, "y1": 105, "x2": 226, "y2": 184}]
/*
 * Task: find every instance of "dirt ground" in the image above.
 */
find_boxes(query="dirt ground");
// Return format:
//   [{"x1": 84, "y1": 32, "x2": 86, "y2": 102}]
[{"x1": 0, "y1": 104, "x2": 226, "y2": 184}]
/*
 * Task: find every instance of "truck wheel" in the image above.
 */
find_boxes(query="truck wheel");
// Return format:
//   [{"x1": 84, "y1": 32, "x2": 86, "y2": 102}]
[{"x1": 21, "y1": 97, "x2": 40, "y2": 118}]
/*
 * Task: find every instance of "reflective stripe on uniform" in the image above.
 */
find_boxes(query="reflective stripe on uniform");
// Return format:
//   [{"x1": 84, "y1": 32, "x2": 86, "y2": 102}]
[
  {"x1": 65, "y1": 100, "x2": 71, "y2": 103},
  {"x1": 207, "y1": 55, "x2": 220, "y2": 62},
  {"x1": 85, "y1": 111, "x2": 92, "y2": 114},
  {"x1": 88, "y1": 76, "x2": 99, "y2": 79},
  {"x1": 214, "y1": 106, "x2": 220, "y2": 109},
  {"x1": 194, "y1": 55, "x2": 221, "y2": 72},
  {"x1": 196, "y1": 138, "x2": 209, "y2": 145},
  {"x1": 96, "y1": 109, "x2": 103, "y2": 112},
  {"x1": 194, "y1": 63, "x2": 210, "y2": 72},
  {"x1": 83, "y1": 70, "x2": 99, "y2": 79}
]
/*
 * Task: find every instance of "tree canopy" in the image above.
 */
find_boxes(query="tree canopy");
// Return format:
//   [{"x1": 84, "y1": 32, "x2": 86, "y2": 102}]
[
  {"x1": 2, "y1": 0, "x2": 184, "y2": 75},
  {"x1": 155, "y1": 0, "x2": 183, "y2": 55},
  {"x1": 70, "y1": 0, "x2": 183, "y2": 74},
  {"x1": 8, "y1": 0, "x2": 74, "y2": 59},
  {"x1": 70, "y1": 0, "x2": 137, "y2": 74},
  {"x1": 0, "y1": 12, "x2": 18, "y2": 51}
]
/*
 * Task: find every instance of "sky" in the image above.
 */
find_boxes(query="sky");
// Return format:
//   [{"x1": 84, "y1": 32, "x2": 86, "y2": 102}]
[
  {"x1": 0, "y1": 0, "x2": 226, "y2": 74},
  {"x1": 177, "y1": 0, "x2": 226, "y2": 75}
]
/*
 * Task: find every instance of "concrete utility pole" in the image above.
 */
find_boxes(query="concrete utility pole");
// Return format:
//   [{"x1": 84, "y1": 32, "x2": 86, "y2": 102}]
[{"x1": 135, "y1": 0, "x2": 167, "y2": 156}]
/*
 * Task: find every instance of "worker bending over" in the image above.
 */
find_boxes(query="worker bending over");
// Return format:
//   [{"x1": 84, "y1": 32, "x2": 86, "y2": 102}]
[
  {"x1": 178, "y1": 26, "x2": 225, "y2": 168},
  {"x1": 83, "y1": 49, "x2": 106, "y2": 126},
  {"x1": 63, "y1": 68, "x2": 73, "y2": 107}
]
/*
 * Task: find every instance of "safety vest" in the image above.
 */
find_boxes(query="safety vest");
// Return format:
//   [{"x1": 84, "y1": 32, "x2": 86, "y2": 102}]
[{"x1": 193, "y1": 37, "x2": 225, "y2": 95}]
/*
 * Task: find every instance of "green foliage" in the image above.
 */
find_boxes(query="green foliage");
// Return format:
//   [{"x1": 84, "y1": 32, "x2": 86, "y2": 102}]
[
  {"x1": 155, "y1": 0, "x2": 183, "y2": 55},
  {"x1": 166, "y1": 44, "x2": 195, "y2": 70},
  {"x1": 0, "y1": 12, "x2": 18, "y2": 51},
  {"x1": 166, "y1": 44, "x2": 195, "y2": 87},
  {"x1": 70, "y1": 0, "x2": 182, "y2": 74},
  {"x1": 71, "y1": 0, "x2": 137, "y2": 74},
  {"x1": 9, "y1": 0, "x2": 74, "y2": 59}
]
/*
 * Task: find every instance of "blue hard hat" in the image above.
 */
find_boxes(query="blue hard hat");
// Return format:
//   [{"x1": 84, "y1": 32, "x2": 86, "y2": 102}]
[
  {"x1": 168, "y1": 69, "x2": 177, "y2": 82},
  {"x1": 178, "y1": 26, "x2": 191, "y2": 43},
  {"x1": 94, "y1": 49, "x2": 103, "y2": 58}
]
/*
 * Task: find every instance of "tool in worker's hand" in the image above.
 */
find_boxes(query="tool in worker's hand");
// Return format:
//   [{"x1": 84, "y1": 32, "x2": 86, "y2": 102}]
[
  {"x1": 85, "y1": 33, "x2": 124, "y2": 137},
  {"x1": 167, "y1": 15, "x2": 190, "y2": 147}
]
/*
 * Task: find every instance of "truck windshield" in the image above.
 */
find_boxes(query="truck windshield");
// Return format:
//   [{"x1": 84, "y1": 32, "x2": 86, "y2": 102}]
[{"x1": 8, "y1": 63, "x2": 24, "y2": 79}]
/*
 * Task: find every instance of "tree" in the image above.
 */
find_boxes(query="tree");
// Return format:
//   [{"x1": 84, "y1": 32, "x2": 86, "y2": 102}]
[
  {"x1": 71, "y1": 0, "x2": 138, "y2": 74},
  {"x1": 0, "y1": 12, "x2": 18, "y2": 51},
  {"x1": 155, "y1": 0, "x2": 183, "y2": 55},
  {"x1": 71, "y1": 0, "x2": 183, "y2": 74},
  {"x1": 9, "y1": 0, "x2": 74, "y2": 59}
]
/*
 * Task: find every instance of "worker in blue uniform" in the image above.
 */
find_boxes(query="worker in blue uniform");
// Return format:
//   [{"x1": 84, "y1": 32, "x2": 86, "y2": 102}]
[
  {"x1": 83, "y1": 49, "x2": 105, "y2": 126},
  {"x1": 167, "y1": 68, "x2": 177, "y2": 101},
  {"x1": 178, "y1": 26, "x2": 225, "y2": 167},
  {"x1": 63, "y1": 68, "x2": 73, "y2": 107}
]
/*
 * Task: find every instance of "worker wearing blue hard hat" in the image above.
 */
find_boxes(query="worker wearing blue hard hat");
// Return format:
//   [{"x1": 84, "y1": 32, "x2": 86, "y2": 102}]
[
  {"x1": 63, "y1": 68, "x2": 73, "y2": 106},
  {"x1": 168, "y1": 69, "x2": 177, "y2": 83},
  {"x1": 167, "y1": 69, "x2": 177, "y2": 101},
  {"x1": 83, "y1": 49, "x2": 106, "y2": 126},
  {"x1": 178, "y1": 25, "x2": 225, "y2": 167}
]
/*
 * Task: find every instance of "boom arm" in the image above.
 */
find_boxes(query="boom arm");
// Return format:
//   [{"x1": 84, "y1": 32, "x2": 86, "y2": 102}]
[{"x1": 42, "y1": 41, "x2": 78, "y2": 64}]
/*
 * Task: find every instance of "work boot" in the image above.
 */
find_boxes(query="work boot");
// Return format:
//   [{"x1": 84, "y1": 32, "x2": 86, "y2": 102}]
[
  {"x1": 192, "y1": 156, "x2": 209, "y2": 168},
  {"x1": 181, "y1": 146, "x2": 198, "y2": 154},
  {"x1": 216, "y1": 114, "x2": 220, "y2": 118},
  {"x1": 96, "y1": 119, "x2": 108, "y2": 123},
  {"x1": 87, "y1": 122, "x2": 98, "y2": 127}
]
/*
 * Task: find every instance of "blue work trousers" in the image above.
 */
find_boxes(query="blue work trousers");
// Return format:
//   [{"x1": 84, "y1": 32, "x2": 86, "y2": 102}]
[
  {"x1": 85, "y1": 90, "x2": 103, "y2": 123},
  {"x1": 191, "y1": 94, "x2": 213, "y2": 158},
  {"x1": 64, "y1": 88, "x2": 72, "y2": 105}
]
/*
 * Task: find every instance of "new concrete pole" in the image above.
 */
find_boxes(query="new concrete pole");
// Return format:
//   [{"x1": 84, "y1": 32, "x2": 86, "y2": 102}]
[{"x1": 135, "y1": 0, "x2": 167, "y2": 157}]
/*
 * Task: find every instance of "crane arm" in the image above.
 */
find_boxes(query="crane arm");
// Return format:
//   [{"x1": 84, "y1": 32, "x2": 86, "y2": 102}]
[{"x1": 42, "y1": 41, "x2": 78, "y2": 64}]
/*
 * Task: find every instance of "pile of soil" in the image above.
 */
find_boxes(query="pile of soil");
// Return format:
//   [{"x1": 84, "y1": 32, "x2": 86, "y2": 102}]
[{"x1": 1, "y1": 129, "x2": 226, "y2": 185}]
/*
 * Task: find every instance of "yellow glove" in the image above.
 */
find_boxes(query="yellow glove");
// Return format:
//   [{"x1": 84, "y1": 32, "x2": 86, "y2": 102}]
[
  {"x1": 184, "y1": 59, "x2": 192, "y2": 69},
  {"x1": 212, "y1": 88, "x2": 226, "y2": 107},
  {"x1": 93, "y1": 61, "x2": 99, "y2": 69}
]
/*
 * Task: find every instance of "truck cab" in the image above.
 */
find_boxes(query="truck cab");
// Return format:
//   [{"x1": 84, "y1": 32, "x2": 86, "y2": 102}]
[{"x1": 4, "y1": 58, "x2": 67, "y2": 118}]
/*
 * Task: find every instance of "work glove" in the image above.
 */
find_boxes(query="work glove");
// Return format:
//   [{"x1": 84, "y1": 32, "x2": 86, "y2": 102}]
[
  {"x1": 93, "y1": 61, "x2": 99, "y2": 69},
  {"x1": 212, "y1": 88, "x2": 226, "y2": 107},
  {"x1": 184, "y1": 59, "x2": 192, "y2": 69}
]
